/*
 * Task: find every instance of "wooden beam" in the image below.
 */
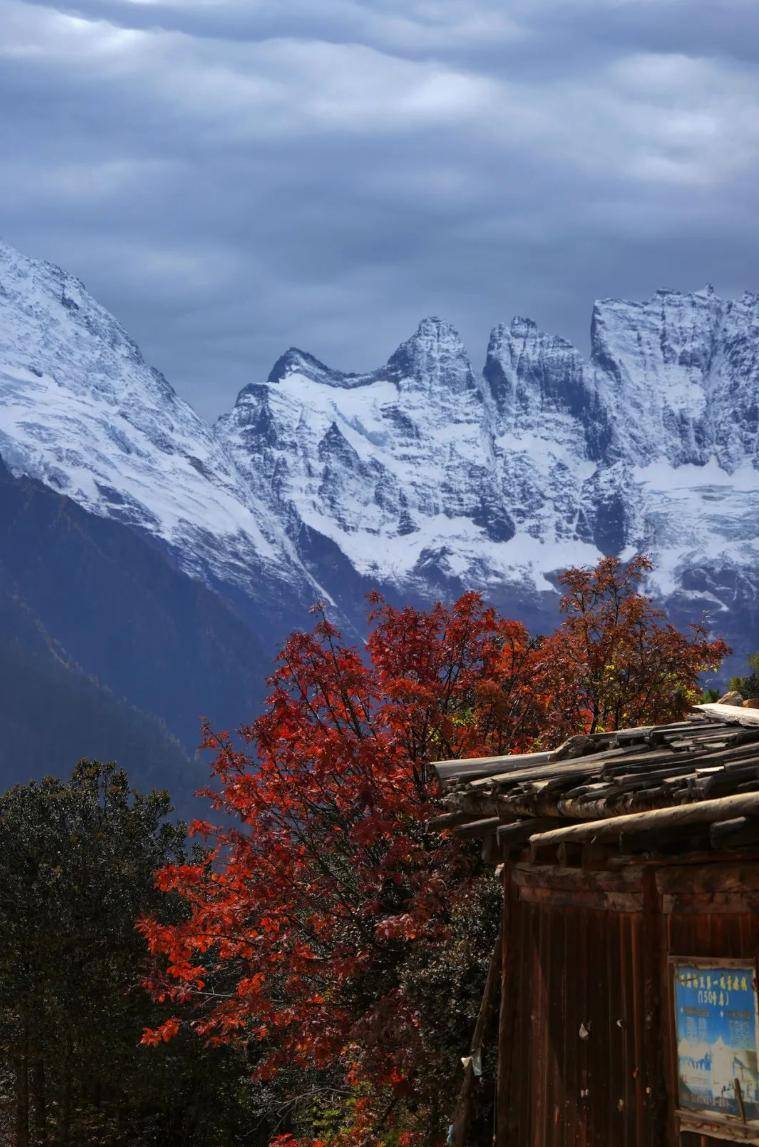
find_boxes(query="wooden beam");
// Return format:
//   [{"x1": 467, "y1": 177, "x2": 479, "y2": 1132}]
[
  {"x1": 452, "y1": 816, "x2": 501, "y2": 840},
  {"x1": 496, "y1": 818, "x2": 558, "y2": 847},
  {"x1": 528, "y1": 792, "x2": 759, "y2": 849},
  {"x1": 433, "y1": 751, "x2": 551, "y2": 783},
  {"x1": 427, "y1": 810, "x2": 476, "y2": 831},
  {"x1": 695, "y1": 703, "x2": 759, "y2": 727},
  {"x1": 465, "y1": 745, "x2": 636, "y2": 791},
  {"x1": 549, "y1": 732, "x2": 615, "y2": 761}
]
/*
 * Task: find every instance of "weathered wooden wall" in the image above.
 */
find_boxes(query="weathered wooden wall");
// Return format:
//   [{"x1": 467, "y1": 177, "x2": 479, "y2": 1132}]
[{"x1": 495, "y1": 858, "x2": 759, "y2": 1147}]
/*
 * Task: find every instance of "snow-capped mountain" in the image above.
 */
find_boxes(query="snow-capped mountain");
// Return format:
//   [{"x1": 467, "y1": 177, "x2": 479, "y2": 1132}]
[
  {"x1": 1, "y1": 238, "x2": 758, "y2": 701},
  {"x1": 219, "y1": 290, "x2": 759, "y2": 659},
  {"x1": 0, "y1": 239, "x2": 325, "y2": 638}
]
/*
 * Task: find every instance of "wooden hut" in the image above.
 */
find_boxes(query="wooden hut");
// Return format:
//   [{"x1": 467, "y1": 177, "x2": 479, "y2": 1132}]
[{"x1": 434, "y1": 702, "x2": 759, "y2": 1146}]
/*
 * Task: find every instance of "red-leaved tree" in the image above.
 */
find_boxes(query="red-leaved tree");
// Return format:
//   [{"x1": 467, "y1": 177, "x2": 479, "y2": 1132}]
[{"x1": 139, "y1": 558, "x2": 727, "y2": 1146}]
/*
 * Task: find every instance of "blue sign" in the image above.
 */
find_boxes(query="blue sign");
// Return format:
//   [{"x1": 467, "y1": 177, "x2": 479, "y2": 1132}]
[{"x1": 674, "y1": 962, "x2": 759, "y2": 1122}]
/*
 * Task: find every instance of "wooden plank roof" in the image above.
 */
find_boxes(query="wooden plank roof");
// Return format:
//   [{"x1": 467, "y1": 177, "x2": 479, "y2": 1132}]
[{"x1": 432, "y1": 703, "x2": 759, "y2": 862}]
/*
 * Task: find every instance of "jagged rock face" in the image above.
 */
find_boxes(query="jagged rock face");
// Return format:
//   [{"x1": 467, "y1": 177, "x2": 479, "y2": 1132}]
[
  {"x1": 385, "y1": 315, "x2": 479, "y2": 396},
  {"x1": 584, "y1": 290, "x2": 759, "y2": 641},
  {"x1": 483, "y1": 319, "x2": 602, "y2": 563},
  {"x1": 221, "y1": 312, "x2": 607, "y2": 599},
  {"x1": 1, "y1": 238, "x2": 758, "y2": 675},
  {"x1": 218, "y1": 317, "x2": 509, "y2": 596},
  {"x1": 592, "y1": 287, "x2": 759, "y2": 469},
  {"x1": 220, "y1": 286, "x2": 759, "y2": 666}
]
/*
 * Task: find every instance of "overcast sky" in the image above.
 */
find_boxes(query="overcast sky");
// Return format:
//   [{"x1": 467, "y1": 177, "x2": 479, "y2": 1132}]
[{"x1": 3, "y1": 0, "x2": 759, "y2": 418}]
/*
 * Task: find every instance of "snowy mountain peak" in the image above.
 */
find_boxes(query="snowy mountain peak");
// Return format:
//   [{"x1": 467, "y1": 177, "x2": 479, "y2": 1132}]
[
  {"x1": 264, "y1": 318, "x2": 476, "y2": 396},
  {"x1": 483, "y1": 315, "x2": 596, "y2": 435},
  {"x1": 269, "y1": 347, "x2": 328, "y2": 382},
  {"x1": 0, "y1": 238, "x2": 152, "y2": 388},
  {"x1": 266, "y1": 346, "x2": 369, "y2": 389},
  {"x1": 508, "y1": 315, "x2": 539, "y2": 336},
  {"x1": 385, "y1": 316, "x2": 475, "y2": 393}
]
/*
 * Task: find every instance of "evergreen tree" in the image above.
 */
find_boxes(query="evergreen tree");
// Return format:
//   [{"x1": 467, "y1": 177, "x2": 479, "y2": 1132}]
[
  {"x1": 730, "y1": 653, "x2": 759, "y2": 699},
  {"x1": 0, "y1": 761, "x2": 255, "y2": 1146}
]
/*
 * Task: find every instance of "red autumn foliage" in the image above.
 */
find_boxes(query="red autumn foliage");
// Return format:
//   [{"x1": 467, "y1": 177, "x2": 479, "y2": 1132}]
[{"x1": 139, "y1": 557, "x2": 727, "y2": 1145}]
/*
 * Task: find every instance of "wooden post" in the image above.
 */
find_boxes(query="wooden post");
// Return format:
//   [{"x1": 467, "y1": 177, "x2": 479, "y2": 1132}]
[{"x1": 451, "y1": 928, "x2": 502, "y2": 1146}]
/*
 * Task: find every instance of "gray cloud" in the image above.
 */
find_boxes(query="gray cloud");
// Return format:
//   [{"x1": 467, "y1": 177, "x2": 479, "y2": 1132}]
[{"x1": 2, "y1": 0, "x2": 759, "y2": 417}]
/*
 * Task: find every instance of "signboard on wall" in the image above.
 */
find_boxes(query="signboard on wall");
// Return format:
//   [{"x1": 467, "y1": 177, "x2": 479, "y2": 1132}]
[{"x1": 673, "y1": 960, "x2": 759, "y2": 1124}]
